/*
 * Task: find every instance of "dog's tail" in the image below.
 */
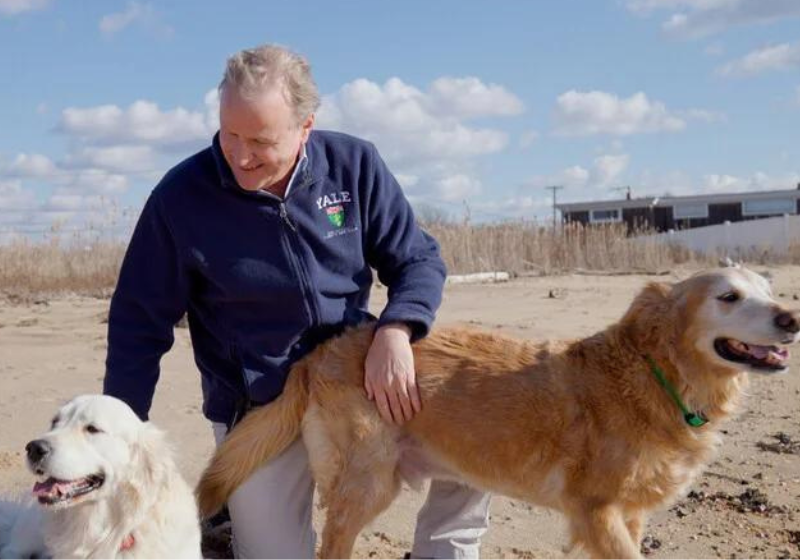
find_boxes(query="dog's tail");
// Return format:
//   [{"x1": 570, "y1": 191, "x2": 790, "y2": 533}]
[{"x1": 196, "y1": 363, "x2": 310, "y2": 518}]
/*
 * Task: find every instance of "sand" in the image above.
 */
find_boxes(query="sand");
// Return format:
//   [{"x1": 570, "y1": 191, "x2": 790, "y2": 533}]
[{"x1": 1, "y1": 265, "x2": 799, "y2": 558}]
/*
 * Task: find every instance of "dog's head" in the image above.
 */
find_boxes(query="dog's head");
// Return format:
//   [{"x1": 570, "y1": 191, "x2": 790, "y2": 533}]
[
  {"x1": 626, "y1": 267, "x2": 799, "y2": 376},
  {"x1": 674, "y1": 267, "x2": 799, "y2": 375},
  {"x1": 25, "y1": 395, "x2": 166, "y2": 510}
]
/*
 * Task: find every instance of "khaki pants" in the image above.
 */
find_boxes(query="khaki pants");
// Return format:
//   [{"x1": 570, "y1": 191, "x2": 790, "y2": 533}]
[{"x1": 212, "y1": 424, "x2": 491, "y2": 559}]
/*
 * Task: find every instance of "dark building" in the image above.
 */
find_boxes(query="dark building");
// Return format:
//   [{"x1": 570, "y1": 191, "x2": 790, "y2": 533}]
[{"x1": 556, "y1": 186, "x2": 800, "y2": 233}]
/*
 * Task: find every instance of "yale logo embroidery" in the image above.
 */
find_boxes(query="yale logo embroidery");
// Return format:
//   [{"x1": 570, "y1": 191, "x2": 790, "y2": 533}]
[
  {"x1": 317, "y1": 191, "x2": 352, "y2": 229},
  {"x1": 326, "y1": 205, "x2": 345, "y2": 228},
  {"x1": 316, "y1": 191, "x2": 358, "y2": 239}
]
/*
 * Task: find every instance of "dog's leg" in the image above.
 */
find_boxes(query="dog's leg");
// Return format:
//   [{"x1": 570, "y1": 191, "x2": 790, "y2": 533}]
[
  {"x1": 624, "y1": 510, "x2": 646, "y2": 552},
  {"x1": 318, "y1": 463, "x2": 401, "y2": 559},
  {"x1": 568, "y1": 504, "x2": 641, "y2": 559}
]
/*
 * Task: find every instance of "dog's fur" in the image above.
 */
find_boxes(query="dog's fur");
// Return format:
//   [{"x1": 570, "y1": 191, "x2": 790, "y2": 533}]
[
  {"x1": 197, "y1": 267, "x2": 799, "y2": 558},
  {"x1": 0, "y1": 497, "x2": 47, "y2": 559},
  {"x1": 26, "y1": 395, "x2": 201, "y2": 559}
]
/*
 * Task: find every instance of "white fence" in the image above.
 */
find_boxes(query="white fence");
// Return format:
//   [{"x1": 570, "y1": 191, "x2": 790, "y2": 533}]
[{"x1": 641, "y1": 214, "x2": 800, "y2": 257}]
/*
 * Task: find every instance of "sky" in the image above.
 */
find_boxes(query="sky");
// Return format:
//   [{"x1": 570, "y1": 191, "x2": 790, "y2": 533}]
[{"x1": 1, "y1": 0, "x2": 799, "y2": 238}]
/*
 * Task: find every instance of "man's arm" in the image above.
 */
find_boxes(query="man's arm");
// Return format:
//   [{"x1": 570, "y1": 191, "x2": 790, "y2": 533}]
[
  {"x1": 361, "y1": 143, "x2": 447, "y2": 424},
  {"x1": 362, "y1": 144, "x2": 447, "y2": 341},
  {"x1": 104, "y1": 191, "x2": 189, "y2": 420}
]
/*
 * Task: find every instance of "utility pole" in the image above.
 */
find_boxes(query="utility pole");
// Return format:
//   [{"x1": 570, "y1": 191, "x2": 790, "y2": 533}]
[
  {"x1": 545, "y1": 185, "x2": 564, "y2": 229},
  {"x1": 612, "y1": 185, "x2": 632, "y2": 200}
]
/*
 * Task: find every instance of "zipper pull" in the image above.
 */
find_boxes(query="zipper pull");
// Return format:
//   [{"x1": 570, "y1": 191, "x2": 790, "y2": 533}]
[{"x1": 279, "y1": 202, "x2": 297, "y2": 231}]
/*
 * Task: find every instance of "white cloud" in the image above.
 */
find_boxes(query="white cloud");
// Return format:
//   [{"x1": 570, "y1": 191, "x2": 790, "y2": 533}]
[
  {"x1": 434, "y1": 174, "x2": 482, "y2": 202},
  {"x1": 0, "y1": 179, "x2": 36, "y2": 210},
  {"x1": 0, "y1": 0, "x2": 49, "y2": 16},
  {"x1": 701, "y1": 171, "x2": 800, "y2": 193},
  {"x1": 6, "y1": 153, "x2": 57, "y2": 177},
  {"x1": 524, "y1": 153, "x2": 631, "y2": 194},
  {"x1": 630, "y1": 169, "x2": 800, "y2": 197},
  {"x1": 626, "y1": 0, "x2": 800, "y2": 38},
  {"x1": 717, "y1": 42, "x2": 800, "y2": 77},
  {"x1": 42, "y1": 192, "x2": 108, "y2": 212},
  {"x1": 426, "y1": 77, "x2": 525, "y2": 120},
  {"x1": 58, "y1": 100, "x2": 213, "y2": 148},
  {"x1": 525, "y1": 166, "x2": 590, "y2": 190},
  {"x1": 592, "y1": 154, "x2": 630, "y2": 186},
  {"x1": 317, "y1": 76, "x2": 519, "y2": 163},
  {"x1": 65, "y1": 145, "x2": 156, "y2": 174},
  {"x1": 204, "y1": 88, "x2": 220, "y2": 132},
  {"x1": 317, "y1": 76, "x2": 522, "y2": 207},
  {"x1": 553, "y1": 90, "x2": 687, "y2": 136},
  {"x1": 51, "y1": 168, "x2": 129, "y2": 195},
  {"x1": 99, "y1": 1, "x2": 173, "y2": 38},
  {"x1": 394, "y1": 174, "x2": 419, "y2": 189},
  {"x1": 471, "y1": 195, "x2": 551, "y2": 220}
]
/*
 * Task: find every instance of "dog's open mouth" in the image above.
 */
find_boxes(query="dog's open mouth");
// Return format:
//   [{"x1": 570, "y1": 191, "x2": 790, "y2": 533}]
[
  {"x1": 32, "y1": 474, "x2": 104, "y2": 506},
  {"x1": 714, "y1": 338, "x2": 789, "y2": 371}
]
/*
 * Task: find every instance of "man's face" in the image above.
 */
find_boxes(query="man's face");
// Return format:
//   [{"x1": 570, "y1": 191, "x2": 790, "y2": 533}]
[{"x1": 219, "y1": 85, "x2": 313, "y2": 193}]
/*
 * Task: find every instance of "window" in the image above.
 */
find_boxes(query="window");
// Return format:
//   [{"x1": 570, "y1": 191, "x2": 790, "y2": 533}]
[
  {"x1": 673, "y1": 203, "x2": 708, "y2": 219},
  {"x1": 742, "y1": 198, "x2": 796, "y2": 216},
  {"x1": 590, "y1": 208, "x2": 621, "y2": 223}
]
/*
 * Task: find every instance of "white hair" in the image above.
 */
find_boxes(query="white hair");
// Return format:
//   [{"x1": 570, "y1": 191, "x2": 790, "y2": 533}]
[{"x1": 220, "y1": 44, "x2": 320, "y2": 123}]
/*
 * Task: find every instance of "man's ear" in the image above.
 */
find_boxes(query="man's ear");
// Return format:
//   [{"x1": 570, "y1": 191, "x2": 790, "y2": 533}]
[{"x1": 300, "y1": 113, "x2": 315, "y2": 143}]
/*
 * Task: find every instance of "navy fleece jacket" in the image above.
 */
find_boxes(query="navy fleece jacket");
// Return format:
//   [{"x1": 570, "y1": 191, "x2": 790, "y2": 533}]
[{"x1": 104, "y1": 130, "x2": 446, "y2": 424}]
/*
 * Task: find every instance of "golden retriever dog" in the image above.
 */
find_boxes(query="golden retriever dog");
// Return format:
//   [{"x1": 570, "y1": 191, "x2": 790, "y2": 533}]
[
  {"x1": 26, "y1": 395, "x2": 201, "y2": 558},
  {"x1": 197, "y1": 267, "x2": 799, "y2": 558}
]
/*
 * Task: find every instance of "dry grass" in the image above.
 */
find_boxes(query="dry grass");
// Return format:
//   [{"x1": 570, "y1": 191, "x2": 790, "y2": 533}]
[
  {"x1": 1, "y1": 221, "x2": 798, "y2": 298},
  {"x1": 0, "y1": 236, "x2": 125, "y2": 300},
  {"x1": 428, "y1": 221, "x2": 711, "y2": 275}
]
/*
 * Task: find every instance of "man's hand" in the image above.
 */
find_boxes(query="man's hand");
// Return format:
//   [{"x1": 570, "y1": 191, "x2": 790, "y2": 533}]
[{"x1": 364, "y1": 323, "x2": 421, "y2": 425}]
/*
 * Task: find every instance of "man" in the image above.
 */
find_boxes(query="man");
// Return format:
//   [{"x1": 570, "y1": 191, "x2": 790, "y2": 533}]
[{"x1": 104, "y1": 44, "x2": 491, "y2": 558}]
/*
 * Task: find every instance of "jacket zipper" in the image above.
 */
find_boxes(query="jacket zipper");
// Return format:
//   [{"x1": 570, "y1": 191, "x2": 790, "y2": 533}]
[
  {"x1": 279, "y1": 202, "x2": 297, "y2": 231},
  {"x1": 277, "y1": 200, "x2": 321, "y2": 325}
]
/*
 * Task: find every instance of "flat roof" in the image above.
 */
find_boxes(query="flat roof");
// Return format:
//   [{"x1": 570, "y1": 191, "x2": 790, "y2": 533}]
[{"x1": 556, "y1": 188, "x2": 800, "y2": 212}]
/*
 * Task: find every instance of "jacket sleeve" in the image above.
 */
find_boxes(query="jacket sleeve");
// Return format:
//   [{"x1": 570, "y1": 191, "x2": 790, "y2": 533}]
[
  {"x1": 103, "y1": 190, "x2": 189, "y2": 420},
  {"x1": 362, "y1": 144, "x2": 447, "y2": 342}
]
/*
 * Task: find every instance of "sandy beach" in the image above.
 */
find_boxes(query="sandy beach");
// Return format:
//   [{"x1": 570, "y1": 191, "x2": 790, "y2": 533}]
[{"x1": 1, "y1": 266, "x2": 799, "y2": 558}]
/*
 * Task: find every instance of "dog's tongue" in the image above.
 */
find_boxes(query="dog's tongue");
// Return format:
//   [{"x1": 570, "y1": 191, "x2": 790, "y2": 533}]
[
  {"x1": 744, "y1": 343, "x2": 789, "y2": 363},
  {"x1": 32, "y1": 478, "x2": 67, "y2": 498},
  {"x1": 747, "y1": 344, "x2": 770, "y2": 359}
]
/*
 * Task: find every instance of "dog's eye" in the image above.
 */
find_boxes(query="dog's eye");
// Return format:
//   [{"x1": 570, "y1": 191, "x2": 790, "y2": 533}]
[
  {"x1": 50, "y1": 417, "x2": 59, "y2": 429},
  {"x1": 85, "y1": 424, "x2": 103, "y2": 435},
  {"x1": 717, "y1": 292, "x2": 740, "y2": 303}
]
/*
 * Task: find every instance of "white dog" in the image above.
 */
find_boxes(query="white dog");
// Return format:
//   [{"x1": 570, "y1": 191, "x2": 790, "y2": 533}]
[
  {"x1": 26, "y1": 395, "x2": 201, "y2": 558},
  {"x1": 0, "y1": 497, "x2": 47, "y2": 559}
]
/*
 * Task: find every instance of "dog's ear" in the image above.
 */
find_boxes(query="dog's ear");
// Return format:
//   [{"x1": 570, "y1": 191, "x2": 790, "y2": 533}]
[
  {"x1": 127, "y1": 423, "x2": 171, "y2": 498},
  {"x1": 718, "y1": 257, "x2": 743, "y2": 269},
  {"x1": 620, "y1": 281, "x2": 674, "y2": 349}
]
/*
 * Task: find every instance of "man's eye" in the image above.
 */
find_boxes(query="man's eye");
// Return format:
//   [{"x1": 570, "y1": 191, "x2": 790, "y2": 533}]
[{"x1": 85, "y1": 425, "x2": 103, "y2": 435}]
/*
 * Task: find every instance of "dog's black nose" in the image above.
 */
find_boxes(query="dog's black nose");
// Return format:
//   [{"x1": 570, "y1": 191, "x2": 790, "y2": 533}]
[
  {"x1": 775, "y1": 311, "x2": 800, "y2": 334},
  {"x1": 26, "y1": 439, "x2": 51, "y2": 464}
]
